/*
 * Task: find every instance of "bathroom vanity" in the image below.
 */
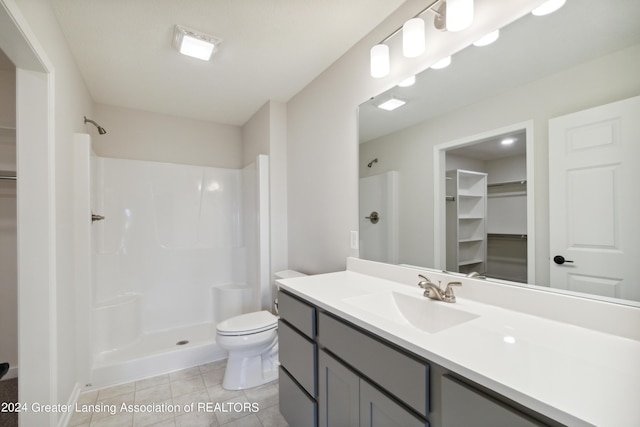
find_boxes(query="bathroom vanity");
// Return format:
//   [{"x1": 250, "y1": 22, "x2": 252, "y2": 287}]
[{"x1": 277, "y1": 258, "x2": 640, "y2": 427}]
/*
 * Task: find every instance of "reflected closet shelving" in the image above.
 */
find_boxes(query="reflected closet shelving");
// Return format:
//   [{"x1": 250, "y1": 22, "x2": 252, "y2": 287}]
[{"x1": 446, "y1": 170, "x2": 487, "y2": 275}]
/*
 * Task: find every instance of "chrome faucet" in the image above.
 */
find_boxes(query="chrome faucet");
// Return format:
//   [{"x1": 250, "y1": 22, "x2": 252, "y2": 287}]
[{"x1": 417, "y1": 274, "x2": 461, "y2": 303}]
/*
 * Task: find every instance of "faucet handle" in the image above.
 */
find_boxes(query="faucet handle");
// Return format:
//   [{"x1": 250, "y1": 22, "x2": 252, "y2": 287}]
[
  {"x1": 417, "y1": 274, "x2": 432, "y2": 289},
  {"x1": 443, "y1": 281, "x2": 462, "y2": 303}
]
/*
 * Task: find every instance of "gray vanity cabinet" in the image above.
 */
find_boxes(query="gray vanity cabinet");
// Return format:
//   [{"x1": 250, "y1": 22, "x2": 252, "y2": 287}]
[
  {"x1": 360, "y1": 380, "x2": 429, "y2": 427},
  {"x1": 318, "y1": 345, "x2": 429, "y2": 427},
  {"x1": 278, "y1": 291, "x2": 318, "y2": 427},
  {"x1": 441, "y1": 375, "x2": 545, "y2": 427},
  {"x1": 279, "y1": 289, "x2": 553, "y2": 427},
  {"x1": 318, "y1": 349, "x2": 359, "y2": 427}
]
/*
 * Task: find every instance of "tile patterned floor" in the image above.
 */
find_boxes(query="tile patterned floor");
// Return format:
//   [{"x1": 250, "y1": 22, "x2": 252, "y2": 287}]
[{"x1": 68, "y1": 360, "x2": 288, "y2": 427}]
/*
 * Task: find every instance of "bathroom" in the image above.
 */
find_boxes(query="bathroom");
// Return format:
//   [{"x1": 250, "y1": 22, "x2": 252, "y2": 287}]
[{"x1": 1, "y1": 0, "x2": 639, "y2": 426}]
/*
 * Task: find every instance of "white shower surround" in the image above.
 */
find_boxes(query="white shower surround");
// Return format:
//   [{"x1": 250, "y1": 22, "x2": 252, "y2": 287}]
[{"x1": 89, "y1": 155, "x2": 269, "y2": 387}]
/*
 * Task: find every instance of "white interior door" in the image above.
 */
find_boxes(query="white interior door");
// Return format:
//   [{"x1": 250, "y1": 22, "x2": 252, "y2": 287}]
[{"x1": 549, "y1": 96, "x2": 640, "y2": 301}]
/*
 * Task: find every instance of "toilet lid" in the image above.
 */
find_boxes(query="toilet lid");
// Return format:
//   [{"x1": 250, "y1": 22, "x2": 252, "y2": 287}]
[{"x1": 217, "y1": 310, "x2": 278, "y2": 335}]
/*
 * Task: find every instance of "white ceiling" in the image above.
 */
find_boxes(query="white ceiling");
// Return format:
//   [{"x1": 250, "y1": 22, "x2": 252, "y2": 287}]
[{"x1": 50, "y1": 0, "x2": 406, "y2": 126}]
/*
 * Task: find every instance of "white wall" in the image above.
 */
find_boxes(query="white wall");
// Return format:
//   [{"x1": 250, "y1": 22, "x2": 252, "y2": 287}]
[
  {"x1": 242, "y1": 100, "x2": 289, "y2": 295},
  {"x1": 93, "y1": 103, "x2": 243, "y2": 169},
  {"x1": 359, "y1": 44, "x2": 640, "y2": 285},
  {"x1": 286, "y1": 0, "x2": 544, "y2": 274}
]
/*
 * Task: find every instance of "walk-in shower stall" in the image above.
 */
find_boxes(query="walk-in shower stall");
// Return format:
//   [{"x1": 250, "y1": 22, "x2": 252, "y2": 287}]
[{"x1": 86, "y1": 153, "x2": 269, "y2": 387}]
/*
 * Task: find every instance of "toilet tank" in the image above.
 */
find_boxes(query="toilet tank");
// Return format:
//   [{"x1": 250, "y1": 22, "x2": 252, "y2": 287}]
[
  {"x1": 274, "y1": 270, "x2": 307, "y2": 281},
  {"x1": 273, "y1": 270, "x2": 307, "y2": 314}
]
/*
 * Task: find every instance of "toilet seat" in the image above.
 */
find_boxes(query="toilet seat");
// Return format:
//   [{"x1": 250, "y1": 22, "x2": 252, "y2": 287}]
[{"x1": 216, "y1": 310, "x2": 277, "y2": 336}]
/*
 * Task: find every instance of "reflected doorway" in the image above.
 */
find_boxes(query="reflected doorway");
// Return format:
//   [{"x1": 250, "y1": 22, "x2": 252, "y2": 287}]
[{"x1": 434, "y1": 121, "x2": 535, "y2": 284}]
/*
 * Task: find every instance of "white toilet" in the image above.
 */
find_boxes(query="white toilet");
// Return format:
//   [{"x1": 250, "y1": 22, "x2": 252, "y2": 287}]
[{"x1": 216, "y1": 270, "x2": 306, "y2": 390}]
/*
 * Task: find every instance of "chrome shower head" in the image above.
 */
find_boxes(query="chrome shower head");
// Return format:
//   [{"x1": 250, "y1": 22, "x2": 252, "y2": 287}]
[{"x1": 84, "y1": 116, "x2": 107, "y2": 135}]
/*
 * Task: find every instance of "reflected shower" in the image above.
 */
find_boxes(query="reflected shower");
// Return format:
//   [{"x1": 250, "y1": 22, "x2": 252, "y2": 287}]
[{"x1": 84, "y1": 116, "x2": 107, "y2": 135}]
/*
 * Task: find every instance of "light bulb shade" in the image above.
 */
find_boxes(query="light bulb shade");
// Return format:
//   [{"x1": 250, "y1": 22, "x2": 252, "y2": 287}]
[
  {"x1": 431, "y1": 56, "x2": 452, "y2": 70},
  {"x1": 531, "y1": 0, "x2": 566, "y2": 16},
  {"x1": 402, "y1": 18, "x2": 425, "y2": 58},
  {"x1": 446, "y1": 0, "x2": 474, "y2": 32},
  {"x1": 473, "y1": 29, "x2": 500, "y2": 47},
  {"x1": 370, "y1": 44, "x2": 390, "y2": 78},
  {"x1": 398, "y1": 75, "x2": 416, "y2": 87}
]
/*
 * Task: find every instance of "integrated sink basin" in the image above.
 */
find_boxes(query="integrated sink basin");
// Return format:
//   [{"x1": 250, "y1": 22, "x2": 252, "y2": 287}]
[{"x1": 343, "y1": 291, "x2": 479, "y2": 333}]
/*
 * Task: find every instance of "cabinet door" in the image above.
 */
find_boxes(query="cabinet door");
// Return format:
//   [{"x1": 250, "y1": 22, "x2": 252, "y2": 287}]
[
  {"x1": 360, "y1": 380, "x2": 429, "y2": 427},
  {"x1": 441, "y1": 376, "x2": 544, "y2": 427},
  {"x1": 318, "y1": 350, "x2": 360, "y2": 427}
]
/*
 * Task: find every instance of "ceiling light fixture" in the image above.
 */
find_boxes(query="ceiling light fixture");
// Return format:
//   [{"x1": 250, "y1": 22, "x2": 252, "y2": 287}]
[
  {"x1": 378, "y1": 98, "x2": 406, "y2": 111},
  {"x1": 403, "y1": 18, "x2": 426, "y2": 58},
  {"x1": 369, "y1": 0, "x2": 476, "y2": 78},
  {"x1": 446, "y1": 0, "x2": 474, "y2": 32},
  {"x1": 473, "y1": 29, "x2": 500, "y2": 47},
  {"x1": 173, "y1": 25, "x2": 222, "y2": 61},
  {"x1": 531, "y1": 0, "x2": 566, "y2": 16},
  {"x1": 501, "y1": 138, "x2": 516, "y2": 145}
]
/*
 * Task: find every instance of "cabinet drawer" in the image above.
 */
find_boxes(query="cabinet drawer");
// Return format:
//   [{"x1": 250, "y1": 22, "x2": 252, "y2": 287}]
[
  {"x1": 279, "y1": 366, "x2": 317, "y2": 427},
  {"x1": 441, "y1": 375, "x2": 544, "y2": 427},
  {"x1": 278, "y1": 320, "x2": 317, "y2": 397},
  {"x1": 318, "y1": 312, "x2": 429, "y2": 417},
  {"x1": 279, "y1": 290, "x2": 316, "y2": 338}
]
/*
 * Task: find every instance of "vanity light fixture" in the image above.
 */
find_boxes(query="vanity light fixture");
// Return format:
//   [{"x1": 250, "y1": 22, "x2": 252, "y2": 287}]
[
  {"x1": 403, "y1": 18, "x2": 426, "y2": 58},
  {"x1": 173, "y1": 25, "x2": 222, "y2": 61},
  {"x1": 473, "y1": 29, "x2": 500, "y2": 47},
  {"x1": 531, "y1": 0, "x2": 566, "y2": 16},
  {"x1": 378, "y1": 98, "x2": 406, "y2": 111},
  {"x1": 370, "y1": 44, "x2": 390, "y2": 78},
  {"x1": 446, "y1": 0, "x2": 474, "y2": 32},
  {"x1": 398, "y1": 75, "x2": 416, "y2": 87},
  {"x1": 430, "y1": 56, "x2": 452, "y2": 69},
  {"x1": 369, "y1": 0, "x2": 476, "y2": 78}
]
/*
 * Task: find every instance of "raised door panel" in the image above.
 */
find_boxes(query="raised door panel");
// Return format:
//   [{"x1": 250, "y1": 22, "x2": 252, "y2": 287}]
[
  {"x1": 318, "y1": 350, "x2": 360, "y2": 427},
  {"x1": 360, "y1": 380, "x2": 428, "y2": 427}
]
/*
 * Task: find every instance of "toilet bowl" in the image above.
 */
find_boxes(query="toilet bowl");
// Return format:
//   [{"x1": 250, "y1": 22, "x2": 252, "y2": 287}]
[
  {"x1": 216, "y1": 270, "x2": 307, "y2": 390},
  {"x1": 216, "y1": 310, "x2": 279, "y2": 390}
]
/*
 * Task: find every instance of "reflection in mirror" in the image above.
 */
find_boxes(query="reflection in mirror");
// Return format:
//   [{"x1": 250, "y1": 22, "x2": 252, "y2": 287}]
[{"x1": 358, "y1": 0, "x2": 640, "y2": 305}]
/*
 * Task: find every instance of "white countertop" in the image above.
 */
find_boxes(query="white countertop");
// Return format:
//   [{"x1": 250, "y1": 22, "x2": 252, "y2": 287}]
[{"x1": 278, "y1": 269, "x2": 640, "y2": 427}]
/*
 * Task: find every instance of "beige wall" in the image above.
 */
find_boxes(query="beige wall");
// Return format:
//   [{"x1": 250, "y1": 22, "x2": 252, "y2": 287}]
[
  {"x1": 286, "y1": 0, "x2": 543, "y2": 274},
  {"x1": 93, "y1": 103, "x2": 243, "y2": 168}
]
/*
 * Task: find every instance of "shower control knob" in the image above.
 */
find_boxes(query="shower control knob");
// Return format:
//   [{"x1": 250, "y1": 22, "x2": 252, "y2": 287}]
[
  {"x1": 91, "y1": 213, "x2": 105, "y2": 223},
  {"x1": 365, "y1": 211, "x2": 379, "y2": 224},
  {"x1": 553, "y1": 255, "x2": 574, "y2": 265}
]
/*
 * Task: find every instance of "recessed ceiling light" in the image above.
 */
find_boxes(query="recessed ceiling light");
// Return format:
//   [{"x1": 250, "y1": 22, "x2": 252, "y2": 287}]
[
  {"x1": 531, "y1": 0, "x2": 566, "y2": 16},
  {"x1": 501, "y1": 138, "x2": 516, "y2": 145},
  {"x1": 398, "y1": 76, "x2": 416, "y2": 87},
  {"x1": 473, "y1": 29, "x2": 500, "y2": 47},
  {"x1": 378, "y1": 98, "x2": 406, "y2": 111},
  {"x1": 430, "y1": 56, "x2": 452, "y2": 70},
  {"x1": 173, "y1": 25, "x2": 222, "y2": 61}
]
